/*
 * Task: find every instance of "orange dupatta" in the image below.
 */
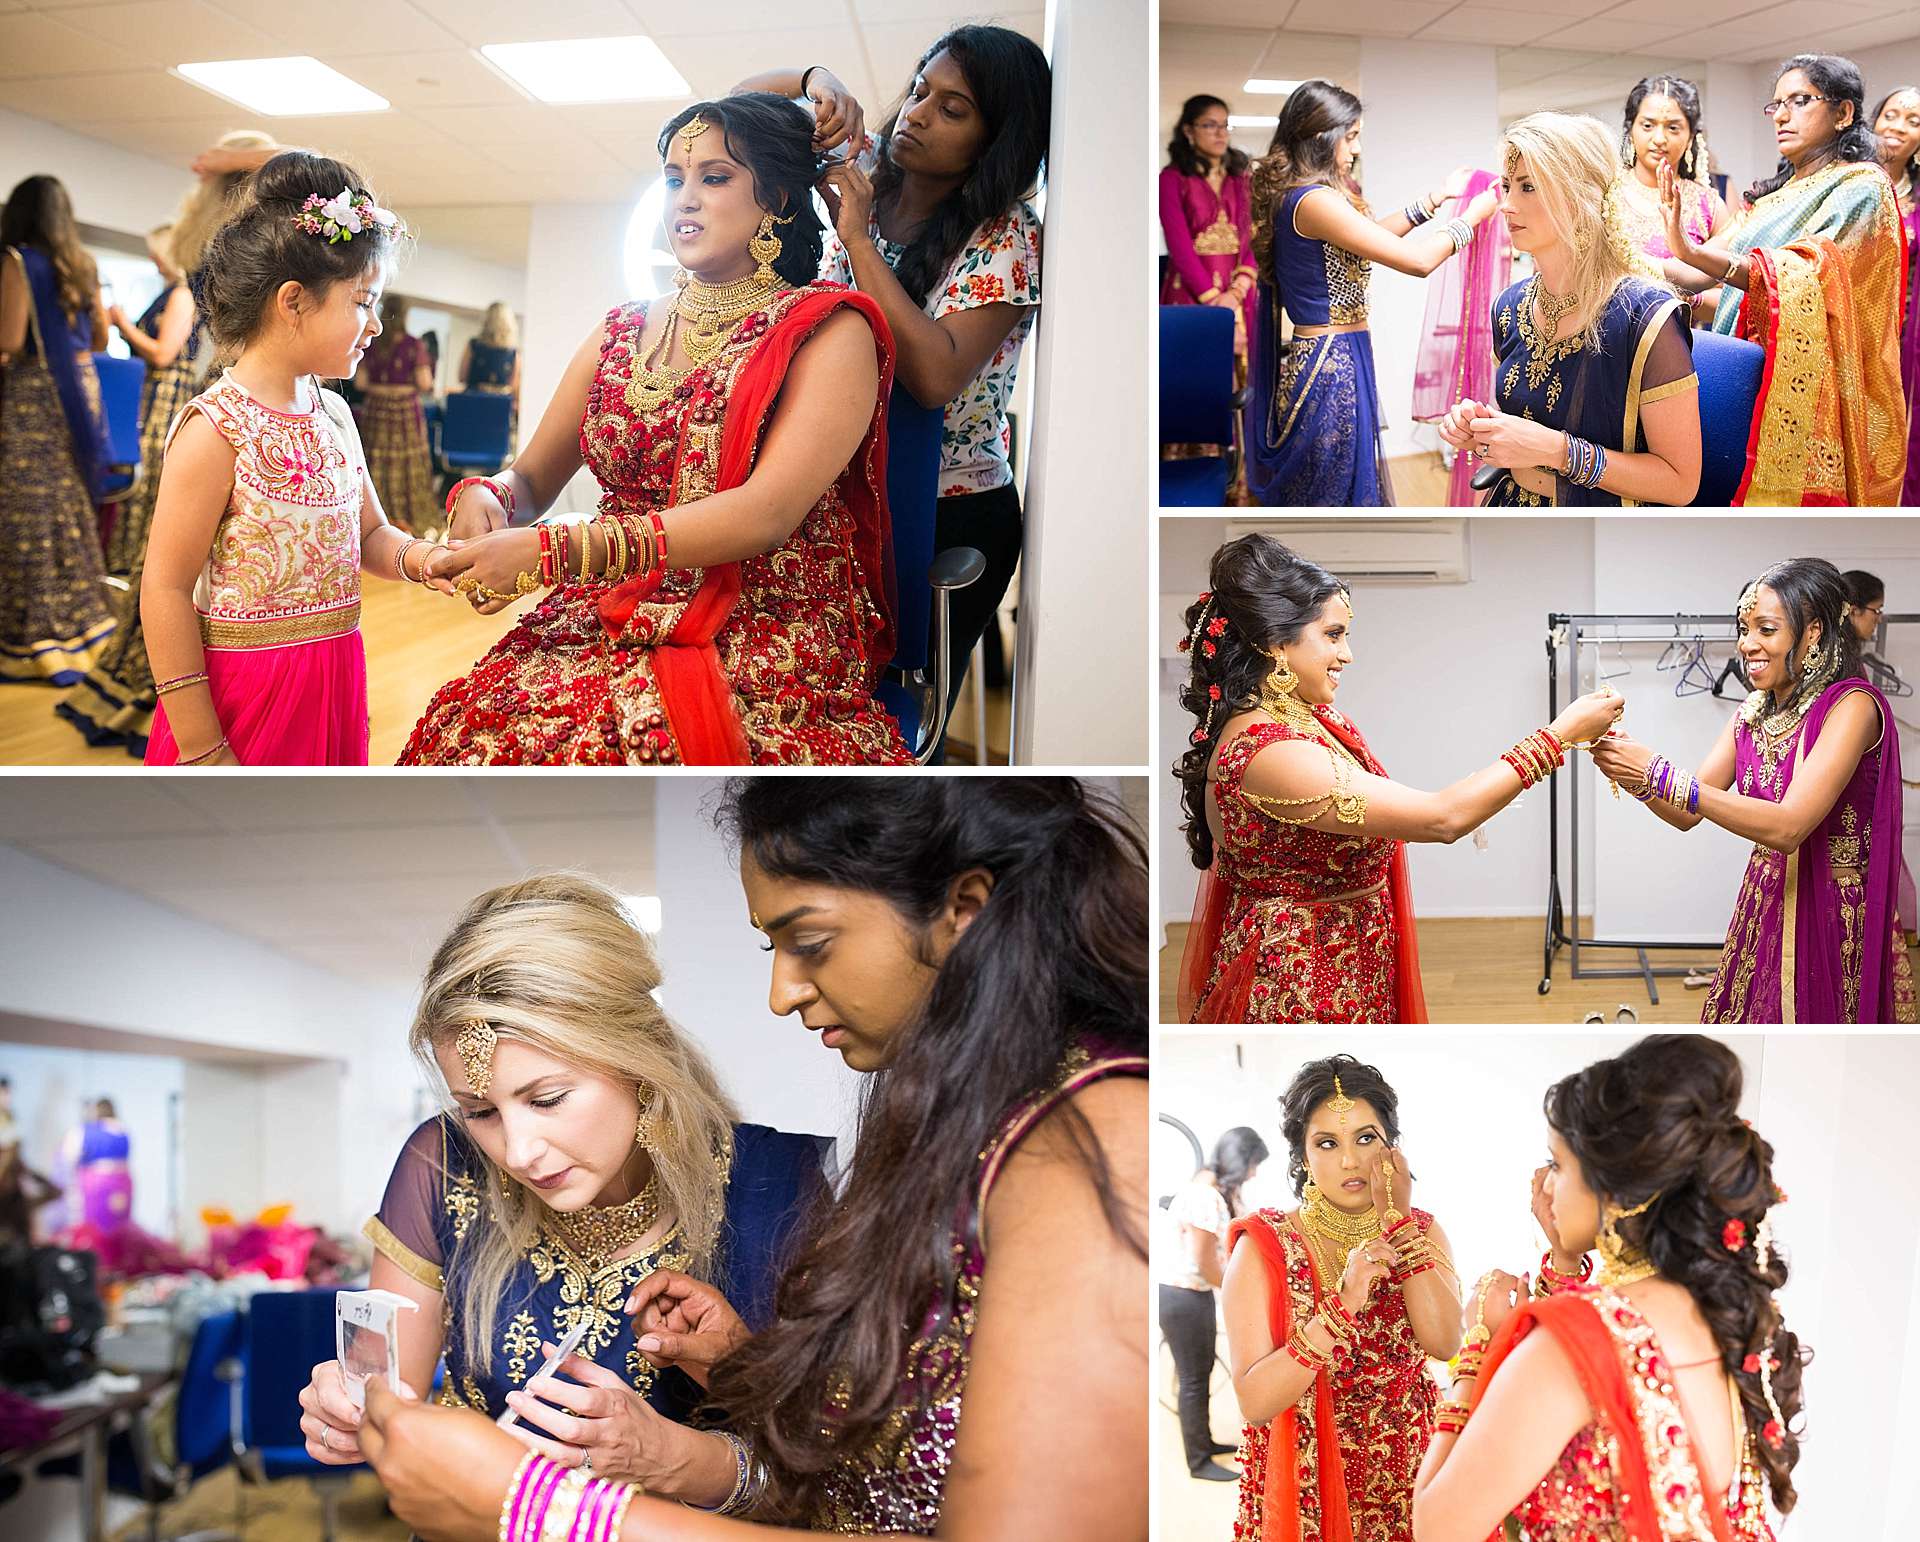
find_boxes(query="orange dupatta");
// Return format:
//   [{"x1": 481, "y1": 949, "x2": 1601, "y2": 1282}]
[
  {"x1": 597, "y1": 286, "x2": 898, "y2": 763},
  {"x1": 1472, "y1": 1294, "x2": 1736, "y2": 1542},
  {"x1": 1225, "y1": 1212, "x2": 1353, "y2": 1542}
]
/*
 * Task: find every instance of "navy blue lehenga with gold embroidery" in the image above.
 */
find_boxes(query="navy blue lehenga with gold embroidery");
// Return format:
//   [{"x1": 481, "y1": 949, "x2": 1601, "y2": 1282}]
[
  {"x1": 1244, "y1": 185, "x2": 1391, "y2": 506},
  {"x1": 1483, "y1": 275, "x2": 1695, "y2": 507},
  {"x1": 365, "y1": 1114, "x2": 826, "y2": 1422}
]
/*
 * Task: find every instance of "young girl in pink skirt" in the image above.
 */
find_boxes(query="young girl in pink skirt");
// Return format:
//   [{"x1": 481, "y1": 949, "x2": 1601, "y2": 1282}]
[{"x1": 141, "y1": 150, "x2": 448, "y2": 765}]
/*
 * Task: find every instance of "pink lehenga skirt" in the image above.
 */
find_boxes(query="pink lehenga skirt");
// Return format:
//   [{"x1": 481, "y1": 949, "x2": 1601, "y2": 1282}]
[{"x1": 146, "y1": 627, "x2": 369, "y2": 766}]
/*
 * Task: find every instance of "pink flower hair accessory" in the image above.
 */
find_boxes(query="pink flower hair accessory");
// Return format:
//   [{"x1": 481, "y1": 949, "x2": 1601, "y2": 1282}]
[{"x1": 293, "y1": 187, "x2": 402, "y2": 244}]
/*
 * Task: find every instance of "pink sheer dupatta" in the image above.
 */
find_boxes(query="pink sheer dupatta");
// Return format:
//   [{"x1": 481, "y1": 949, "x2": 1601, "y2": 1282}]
[{"x1": 1410, "y1": 170, "x2": 1511, "y2": 506}]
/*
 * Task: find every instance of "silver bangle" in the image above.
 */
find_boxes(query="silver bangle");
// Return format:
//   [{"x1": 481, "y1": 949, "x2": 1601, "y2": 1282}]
[
  {"x1": 1444, "y1": 217, "x2": 1473, "y2": 253},
  {"x1": 683, "y1": 1431, "x2": 762, "y2": 1518}
]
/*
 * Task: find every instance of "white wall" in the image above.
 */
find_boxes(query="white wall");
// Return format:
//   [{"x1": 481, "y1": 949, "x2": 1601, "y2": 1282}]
[
  {"x1": 1152, "y1": 1031, "x2": 1920, "y2": 1538},
  {"x1": 1356, "y1": 41, "x2": 1502, "y2": 462},
  {"x1": 0, "y1": 107, "x2": 525, "y2": 316},
  {"x1": 1012, "y1": 0, "x2": 1150, "y2": 765},
  {"x1": 648, "y1": 780, "x2": 864, "y2": 1160}
]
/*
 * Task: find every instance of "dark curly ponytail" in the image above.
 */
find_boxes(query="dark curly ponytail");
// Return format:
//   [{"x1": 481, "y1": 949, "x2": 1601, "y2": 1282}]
[
  {"x1": 1171, "y1": 534, "x2": 1347, "y2": 869},
  {"x1": 1546, "y1": 1035, "x2": 1806, "y2": 1512}
]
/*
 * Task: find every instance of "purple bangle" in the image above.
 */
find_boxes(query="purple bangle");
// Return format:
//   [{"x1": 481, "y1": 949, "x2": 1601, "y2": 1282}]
[{"x1": 1687, "y1": 776, "x2": 1701, "y2": 815}]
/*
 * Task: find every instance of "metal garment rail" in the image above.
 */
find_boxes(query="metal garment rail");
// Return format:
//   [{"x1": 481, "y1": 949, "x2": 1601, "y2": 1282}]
[{"x1": 1539, "y1": 610, "x2": 1918, "y2": 1004}]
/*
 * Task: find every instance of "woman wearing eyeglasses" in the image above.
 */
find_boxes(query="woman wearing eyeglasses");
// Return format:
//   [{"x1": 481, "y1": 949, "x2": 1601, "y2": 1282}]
[
  {"x1": 1651, "y1": 53, "x2": 1906, "y2": 505},
  {"x1": 1160, "y1": 95, "x2": 1257, "y2": 359}
]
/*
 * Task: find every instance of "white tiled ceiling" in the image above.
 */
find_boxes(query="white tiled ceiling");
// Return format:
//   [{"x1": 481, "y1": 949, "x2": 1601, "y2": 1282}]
[
  {"x1": 1160, "y1": 1, "x2": 1920, "y2": 136},
  {"x1": 3, "y1": 0, "x2": 1043, "y2": 264},
  {"x1": 2, "y1": 775, "x2": 661, "y2": 987}
]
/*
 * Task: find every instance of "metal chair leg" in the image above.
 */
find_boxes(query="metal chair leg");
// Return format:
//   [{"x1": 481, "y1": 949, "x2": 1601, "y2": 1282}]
[{"x1": 970, "y1": 637, "x2": 987, "y2": 765}]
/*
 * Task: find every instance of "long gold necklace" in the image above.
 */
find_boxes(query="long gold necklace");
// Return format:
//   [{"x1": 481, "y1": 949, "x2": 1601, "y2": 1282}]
[
  {"x1": 543, "y1": 1171, "x2": 662, "y2": 1272},
  {"x1": 1301, "y1": 1189, "x2": 1380, "y2": 1291}
]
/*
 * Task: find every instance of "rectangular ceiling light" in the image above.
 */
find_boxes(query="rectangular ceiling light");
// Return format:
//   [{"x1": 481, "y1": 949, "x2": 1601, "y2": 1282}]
[
  {"x1": 1244, "y1": 78, "x2": 1304, "y2": 95},
  {"x1": 1229, "y1": 115, "x2": 1280, "y2": 129},
  {"x1": 175, "y1": 57, "x2": 389, "y2": 116},
  {"x1": 480, "y1": 36, "x2": 690, "y2": 104}
]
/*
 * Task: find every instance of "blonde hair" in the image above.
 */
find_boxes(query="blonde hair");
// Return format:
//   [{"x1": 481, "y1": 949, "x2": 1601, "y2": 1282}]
[
  {"x1": 146, "y1": 224, "x2": 180, "y2": 282},
  {"x1": 411, "y1": 873, "x2": 740, "y2": 1378},
  {"x1": 171, "y1": 129, "x2": 279, "y2": 277},
  {"x1": 1502, "y1": 111, "x2": 1664, "y2": 347},
  {"x1": 479, "y1": 301, "x2": 518, "y2": 349}
]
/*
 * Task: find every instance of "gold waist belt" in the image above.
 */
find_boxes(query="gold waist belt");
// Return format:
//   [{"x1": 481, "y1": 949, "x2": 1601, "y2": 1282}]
[{"x1": 200, "y1": 601, "x2": 361, "y2": 650}]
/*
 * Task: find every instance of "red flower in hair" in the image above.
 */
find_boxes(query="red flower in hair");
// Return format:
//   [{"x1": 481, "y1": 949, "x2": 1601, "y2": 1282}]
[
  {"x1": 1722, "y1": 1218, "x2": 1747, "y2": 1252},
  {"x1": 1762, "y1": 1420, "x2": 1784, "y2": 1448},
  {"x1": 1177, "y1": 637, "x2": 1191, "y2": 653},
  {"x1": 1742, "y1": 1353, "x2": 1761, "y2": 1374},
  {"x1": 1773, "y1": 1184, "x2": 1788, "y2": 1203},
  {"x1": 1190, "y1": 728, "x2": 1206, "y2": 744},
  {"x1": 1206, "y1": 616, "x2": 1228, "y2": 637},
  {"x1": 1208, "y1": 684, "x2": 1222, "y2": 701},
  {"x1": 1201, "y1": 641, "x2": 1217, "y2": 657},
  {"x1": 1196, "y1": 590, "x2": 1212, "y2": 604}
]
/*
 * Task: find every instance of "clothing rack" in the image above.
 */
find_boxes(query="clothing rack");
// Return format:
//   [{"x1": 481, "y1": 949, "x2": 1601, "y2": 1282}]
[{"x1": 1541, "y1": 610, "x2": 1920, "y2": 1004}]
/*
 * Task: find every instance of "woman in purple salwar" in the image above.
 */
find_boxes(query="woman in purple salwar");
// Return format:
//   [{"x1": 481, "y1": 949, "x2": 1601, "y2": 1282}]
[{"x1": 1593, "y1": 558, "x2": 1918, "y2": 1024}]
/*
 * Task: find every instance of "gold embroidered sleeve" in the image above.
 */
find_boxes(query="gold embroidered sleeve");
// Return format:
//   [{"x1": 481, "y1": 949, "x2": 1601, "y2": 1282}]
[{"x1": 363, "y1": 1215, "x2": 445, "y2": 1294}]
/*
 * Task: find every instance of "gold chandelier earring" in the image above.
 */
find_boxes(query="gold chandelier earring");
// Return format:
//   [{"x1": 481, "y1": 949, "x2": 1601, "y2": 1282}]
[
  {"x1": 748, "y1": 209, "x2": 797, "y2": 285},
  {"x1": 635, "y1": 1084, "x2": 662, "y2": 1150},
  {"x1": 1302, "y1": 1176, "x2": 1321, "y2": 1206},
  {"x1": 1260, "y1": 652, "x2": 1299, "y2": 712},
  {"x1": 1595, "y1": 1190, "x2": 1659, "y2": 1286}
]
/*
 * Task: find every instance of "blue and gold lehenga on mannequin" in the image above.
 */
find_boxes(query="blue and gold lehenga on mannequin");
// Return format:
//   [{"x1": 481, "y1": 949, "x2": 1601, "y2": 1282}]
[
  {"x1": 1244, "y1": 185, "x2": 1392, "y2": 506},
  {"x1": 365, "y1": 1114, "x2": 826, "y2": 1421},
  {"x1": 1483, "y1": 274, "x2": 1696, "y2": 507}
]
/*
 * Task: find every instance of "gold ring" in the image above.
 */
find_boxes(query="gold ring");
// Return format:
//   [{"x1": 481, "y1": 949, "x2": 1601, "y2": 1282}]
[{"x1": 455, "y1": 570, "x2": 541, "y2": 607}]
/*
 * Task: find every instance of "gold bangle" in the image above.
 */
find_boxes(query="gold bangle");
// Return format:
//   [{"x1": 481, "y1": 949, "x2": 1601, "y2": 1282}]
[{"x1": 155, "y1": 670, "x2": 210, "y2": 697}]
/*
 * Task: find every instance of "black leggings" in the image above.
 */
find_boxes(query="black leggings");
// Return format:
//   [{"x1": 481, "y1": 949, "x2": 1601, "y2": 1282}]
[
  {"x1": 931, "y1": 482, "x2": 1023, "y2": 753},
  {"x1": 1158, "y1": 1283, "x2": 1220, "y2": 1473}
]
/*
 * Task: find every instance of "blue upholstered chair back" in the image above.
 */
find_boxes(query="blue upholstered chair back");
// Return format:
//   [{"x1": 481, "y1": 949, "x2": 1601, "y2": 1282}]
[
  {"x1": 1687, "y1": 329, "x2": 1765, "y2": 507},
  {"x1": 440, "y1": 391, "x2": 514, "y2": 473},
  {"x1": 242, "y1": 1288, "x2": 360, "y2": 1478},
  {"x1": 91, "y1": 352, "x2": 146, "y2": 500},
  {"x1": 875, "y1": 385, "x2": 944, "y2": 746},
  {"x1": 1158, "y1": 307, "x2": 1235, "y2": 506}
]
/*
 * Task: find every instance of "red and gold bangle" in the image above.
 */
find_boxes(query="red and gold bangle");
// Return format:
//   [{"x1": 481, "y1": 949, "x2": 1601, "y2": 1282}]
[
  {"x1": 1434, "y1": 1398, "x2": 1473, "y2": 1434},
  {"x1": 645, "y1": 509, "x2": 668, "y2": 576},
  {"x1": 1285, "y1": 1329, "x2": 1331, "y2": 1371},
  {"x1": 444, "y1": 474, "x2": 515, "y2": 522},
  {"x1": 155, "y1": 670, "x2": 210, "y2": 697},
  {"x1": 1536, "y1": 1251, "x2": 1593, "y2": 1297},
  {"x1": 1323, "y1": 1292, "x2": 1358, "y2": 1337},
  {"x1": 536, "y1": 525, "x2": 556, "y2": 586}
]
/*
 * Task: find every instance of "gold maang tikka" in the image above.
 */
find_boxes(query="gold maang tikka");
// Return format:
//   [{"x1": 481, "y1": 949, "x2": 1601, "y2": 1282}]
[
  {"x1": 679, "y1": 115, "x2": 712, "y2": 160},
  {"x1": 1327, "y1": 1073, "x2": 1356, "y2": 1129},
  {"x1": 454, "y1": 1020, "x2": 498, "y2": 1097}
]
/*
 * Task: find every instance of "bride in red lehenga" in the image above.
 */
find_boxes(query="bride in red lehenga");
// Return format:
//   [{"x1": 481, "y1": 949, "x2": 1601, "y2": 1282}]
[
  {"x1": 1172, "y1": 534, "x2": 1623, "y2": 1023},
  {"x1": 1411, "y1": 1036, "x2": 1793, "y2": 1542},
  {"x1": 401, "y1": 93, "x2": 908, "y2": 766},
  {"x1": 1221, "y1": 1055, "x2": 1463, "y2": 1542}
]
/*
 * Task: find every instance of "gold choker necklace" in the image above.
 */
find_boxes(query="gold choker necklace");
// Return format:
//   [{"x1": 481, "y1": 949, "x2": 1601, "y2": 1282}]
[
  {"x1": 1303, "y1": 1189, "x2": 1381, "y2": 1247},
  {"x1": 1593, "y1": 1249, "x2": 1657, "y2": 1289},
  {"x1": 544, "y1": 1172, "x2": 662, "y2": 1270},
  {"x1": 675, "y1": 273, "x2": 782, "y2": 366}
]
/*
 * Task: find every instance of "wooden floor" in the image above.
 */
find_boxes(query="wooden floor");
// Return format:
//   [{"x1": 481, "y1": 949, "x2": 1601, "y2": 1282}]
[
  {"x1": 1161, "y1": 915, "x2": 1747, "y2": 1025},
  {"x1": 0, "y1": 581, "x2": 1010, "y2": 767},
  {"x1": 1386, "y1": 450, "x2": 1452, "y2": 505},
  {"x1": 1153, "y1": 1336, "x2": 1240, "y2": 1542}
]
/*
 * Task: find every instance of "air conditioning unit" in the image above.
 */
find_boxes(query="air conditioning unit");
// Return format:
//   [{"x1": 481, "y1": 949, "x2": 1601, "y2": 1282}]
[{"x1": 1224, "y1": 518, "x2": 1469, "y2": 583}]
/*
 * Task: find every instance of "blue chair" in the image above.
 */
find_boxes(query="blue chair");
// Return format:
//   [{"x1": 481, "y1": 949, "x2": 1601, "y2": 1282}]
[
  {"x1": 1158, "y1": 306, "x2": 1237, "y2": 506},
  {"x1": 438, "y1": 391, "x2": 513, "y2": 475},
  {"x1": 92, "y1": 352, "x2": 147, "y2": 502},
  {"x1": 1687, "y1": 329, "x2": 1764, "y2": 506},
  {"x1": 231, "y1": 1289, "x2": 358, "y2": 1541},
  {"x1": 875, "y1": 385, "x2": 983, "y2": 763}
]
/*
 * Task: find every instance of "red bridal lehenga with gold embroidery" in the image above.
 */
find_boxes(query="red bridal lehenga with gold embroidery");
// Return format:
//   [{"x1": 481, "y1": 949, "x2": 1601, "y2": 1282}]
[
  {"x1": 1476, "y1": 1287, "x2": 1776, "y2": 1542},
  {"x1": 1180, "y1": 713, "x2": 1428, "y2": 1023},
  {"x1": 399, "y1": 284, "x2": 909, "y2": 766},
  {"x1": 1224, "y1": 1206, "x2": 1439, "y2": 1542}
]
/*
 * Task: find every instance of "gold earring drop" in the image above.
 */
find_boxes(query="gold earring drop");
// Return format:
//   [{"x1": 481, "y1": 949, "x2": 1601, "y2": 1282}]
[{"x1": 748, "y1": 210, "x2": 795, "y2": 285}]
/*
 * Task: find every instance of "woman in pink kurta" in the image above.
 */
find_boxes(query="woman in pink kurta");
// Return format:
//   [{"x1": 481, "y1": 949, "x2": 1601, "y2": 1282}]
[{"x1": 1160, "y1": 94, "x2": 1257, "y2": 353}]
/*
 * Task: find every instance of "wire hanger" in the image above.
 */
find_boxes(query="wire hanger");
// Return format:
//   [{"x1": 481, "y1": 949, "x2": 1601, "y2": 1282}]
[
  {"x1": 1655, "y1": 624, "x2": 1686, "y2": 672},
  {"x1": 1597, "y1": 637, "x2": 1632, "y2": 680},
  {"x1": 1865, "y1": 650, "x2": 1913, "y2": 698},
  {"x1": 1711, "y1": 651, "x2": 1749, "y2": 701},
  {"x1": 1674, "y1": 632, "x2": 1717, "y2": 697}
]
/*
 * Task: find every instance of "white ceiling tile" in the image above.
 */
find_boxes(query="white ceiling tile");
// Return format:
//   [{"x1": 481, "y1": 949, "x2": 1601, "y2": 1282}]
[
  {"x1": 217, "y1": 0, "x2": 462, "y2": 55},
  {"x1": 646, "y1": 27, "x2": 862, "y2": 101},
  {"x1": 466, "y1": 775, "x2": 654, "y2": 822},
  {"x1": 552, "y1": 99, "x2": 696, "y2": 144},
  {"x1": 1159, "y1": 25, "x2": 1275, "y2": 66},
  {"x1": 316, "y1": 49, "x2": 528, "y2": 110},
  {"x1": 21, "y1": 831, "x2": 268, "y2": 888},
  {"x1": 405, "y1": 0, "x2": 644, "y2": 49},
  {"x1": 411, "y1": 101, "x2": 596, "y2": 148},
  {"x1": 1282, "y1": 0, "x2": 1453, "y2": 38},
  {"x1": 638, "y1": 0, "x2": 866, "y2": 36},
  {"x1": 1162, "y1": 0, "x2": 1288, "y2": 24},
  {"x1": 1532, "y1": 17, "x2": 1693, "y2": 50},
  {"x1": 1415, "y1": 6, "x2": 1570, "y2": 46},
  {"x1": 60, "y1": 113, "x2": 279, "y2": 160},
  {"x1": 55, "y1": 0, "x2": 284, "y2": 63},
  {"x1": 0, "y1": 12, "x2": 145, "y2": 78},
  {"x1": 1251, "y1": 31, "x2": 1364, "y2": 82},
  {"x1": 1450, "y1": 0, "x2": 1623, "y2": 12},
  {"x1": 500, "y1": 816, "x2": 660, "y2": 880},
  {"x1": 1825, "y1": 16, "x2": 1920, "y2": 52},
  {"x1": 1603, "y1": 0, "x2": 1784, "y2": 22},
  {"x1": 167, "y1": 776, "x2": 495, "y2": 832},
  {"x1": 858, "y1": 16, "x2": 1045, "y2": 108},
  {"x1": 0, "y1": 68, "x2": 246, "y2": 121},
  {"x1": 0, "y1": 781, "x2": 213, "y2": 842}
]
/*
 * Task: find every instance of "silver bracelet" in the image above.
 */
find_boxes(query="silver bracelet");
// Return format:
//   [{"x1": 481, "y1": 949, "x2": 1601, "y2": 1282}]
[
  {"x1": 682, "y1": 1431, "x2": 765, "y2": 1518},
  {"x1": 1444, "y1": 217, "x2": 1473, "y2": 253}
]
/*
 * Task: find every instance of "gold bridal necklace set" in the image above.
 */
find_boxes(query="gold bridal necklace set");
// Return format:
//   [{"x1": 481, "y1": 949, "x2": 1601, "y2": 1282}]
[{"x1": 629, "y1": 115, "x2": 797, "y2": 416}]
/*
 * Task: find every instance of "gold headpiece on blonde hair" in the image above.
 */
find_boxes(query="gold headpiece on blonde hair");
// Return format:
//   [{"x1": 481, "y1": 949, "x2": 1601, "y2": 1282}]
[
  {"x1": 1328, "y1": 1074, "x2": 1356, "y2": 1129},
  {"x1": 454, "y1": 1020, "x2": 498, "y2": 1097}
]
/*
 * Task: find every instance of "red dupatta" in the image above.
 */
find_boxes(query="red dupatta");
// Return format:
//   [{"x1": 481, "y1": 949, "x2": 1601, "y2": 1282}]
[
  {"x1": 597, "y1": 286, "x2": 899, "y2": 764},
  {"x1": 1178, "y1": 708, "x2": 1428, "y2": 1023},
  {"x1": 1225, "y1": 1212, "x2": 1352, "y2": 1542},
  {"x1": 1473, "y1": 1294, "x2": 1736, "y2": 1542}
]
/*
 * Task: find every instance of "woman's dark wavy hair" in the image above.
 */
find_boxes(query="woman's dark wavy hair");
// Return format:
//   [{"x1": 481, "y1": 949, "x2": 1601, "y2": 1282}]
[
  {"x1": 194, "y1": 151, "x2": 405, "y2": 355},
  {"x1": 1250, "y1": 80, "x2": 1364, "y2": 281},
  {"x1": 657, "y1": 95, "x2": 825, "y2": 287},
  {"x1": 705, "y1": 776, "x2": 1145, "y2": 1521},
  {"x1": 1747, "y1": 54, "x2": 1877, "y2": 204},
  {"x1": 1841, "y1": 566, "x2": 1885, "y2": 608},
  {"x1": 1173, "y1": 534, "x2": 1348, "y2": 868},
  {"x1": 1, "y1": 174, "x2": 99, "y2": 324},
  {"x1": 1546, "y1": 1035, "x2": 1806, "y2": 1511},
  {"x1": 1740, "y1": 556, "x2": 1864, "y2": 684},
  {"x1": 1622, "y1": 75, "x2": 1707, "y2": 182},
  {"x1": 1169, "y1": 94, "x2": 1249, "y2": 179},
  {"x1": 870, "y1": 25, "x2": 1050, "y2": 305},
  {"x1": 1278, "y1": 1054, "x2": 1398, "y2": 1198},
  {"x1": 1209, "y1": 1125, "x2": 1269, "y2": 1218}
]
